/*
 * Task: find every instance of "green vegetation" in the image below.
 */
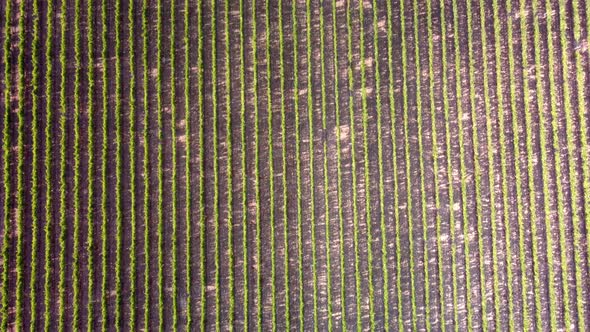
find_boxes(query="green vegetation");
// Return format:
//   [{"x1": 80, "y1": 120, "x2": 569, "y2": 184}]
[
  {"x1": 238, "y1": 0, "x2": 248, "y2": 328},
  {"x1": 572, "y1": 0, "x2": 590, "y2": 325},
  {"x1": 170, "y1": 0, "x2": 179, "y2": 328},
  {"x1": 86, "y1": 0, "x2": 96, "y2": 329},
  {"x1": 127, "y1": 0, "x2": 138, "y2": 328},
  {"x1": 72, "y1": 0, "x2": 82, "y2": 327},
  {"x1": 28, "y1": 0, "x2": 41, "y2": 329},
  {"x1": 583, "y1": 0, "x2": 590, "y2": 274},
  {"x1": 197, "y1": 0, "x2": 206, "y2": 330},
  {"x1": 183, "y1": 0, "x2": 192, "y2": 328},
  {"x1": 42, "y1": 1, "x2": 55, "y2": 330},
  {"x1": 14, "y1": 0, "x2": 26, "y2": 328},
  {"x1": 155, "y1": 0, "x2": 165, "y2": 328},
  {"x1": 100, "y1": 0, "x2": 109, "y2": 328},
  {"x1": 210, "y1": 0, "x2": 221, "y2": 329},
  {"x1": 141, "y1": 0, "x2": 151, "y2": 328},
  {"x1": 114, "y1": 0, "x2": 123, "y2": 327},
  {"x1": 57, "y1": 0, "x2": 68, "y2": 326},
  {"x1": 1, "y1": 0, "x2": 12, "y2": 329}
]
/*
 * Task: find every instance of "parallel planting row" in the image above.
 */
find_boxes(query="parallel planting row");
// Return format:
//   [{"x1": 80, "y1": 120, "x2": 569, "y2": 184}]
[{"x1": 1, "y1": 0, "x2": 590, "y2": 330}]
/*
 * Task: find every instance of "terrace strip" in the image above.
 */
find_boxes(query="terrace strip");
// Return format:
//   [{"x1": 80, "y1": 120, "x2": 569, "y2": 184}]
[{"x1": 1, "y1": 0, "x2": 590, "y2": 330}]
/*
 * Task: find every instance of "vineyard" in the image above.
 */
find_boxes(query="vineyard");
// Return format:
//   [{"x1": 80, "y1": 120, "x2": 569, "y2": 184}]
[{"x1": 2, "y1": 0, "x2": 590, "y2": 330}]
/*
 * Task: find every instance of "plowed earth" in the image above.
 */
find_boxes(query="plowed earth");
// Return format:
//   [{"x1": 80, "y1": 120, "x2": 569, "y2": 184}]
[{"x1": 1, "y1": 0, "x2": 590, "y2": 330}]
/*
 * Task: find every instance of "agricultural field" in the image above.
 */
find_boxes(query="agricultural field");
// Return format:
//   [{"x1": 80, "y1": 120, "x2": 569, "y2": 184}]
[{"x1": 1, "y1": 0, "x2": 590, "y2": 330}]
